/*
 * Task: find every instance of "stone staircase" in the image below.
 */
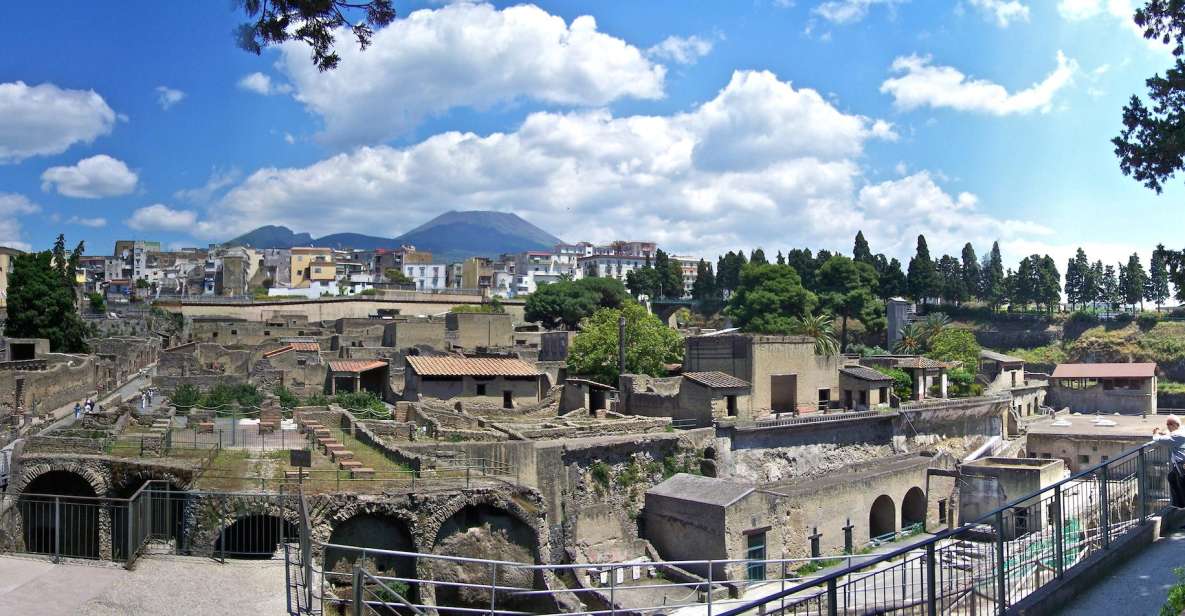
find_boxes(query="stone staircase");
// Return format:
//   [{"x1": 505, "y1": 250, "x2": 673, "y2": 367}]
[{"x1": 289, "y1": 417, "x2": 373, "y2": 480}]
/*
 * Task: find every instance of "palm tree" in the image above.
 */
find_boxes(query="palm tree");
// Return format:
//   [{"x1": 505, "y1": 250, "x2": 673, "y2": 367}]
[
  {"x1": 791, "y1": 314, "x2": 840, "y2": 356},
  {"x1": 894, "y1": 322, "x2": 926, "y2": 354},
  {"x1": 917, "y1": 312, "x2": 950, "y2": 347}
]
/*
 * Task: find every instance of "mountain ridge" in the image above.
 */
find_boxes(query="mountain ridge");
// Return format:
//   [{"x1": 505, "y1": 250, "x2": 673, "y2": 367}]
[{"x1": 225, "y1": 210, "x2": 564, "y2": 263}]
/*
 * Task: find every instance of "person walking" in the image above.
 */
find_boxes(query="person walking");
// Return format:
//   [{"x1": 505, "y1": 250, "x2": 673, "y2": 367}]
[
  {"x1": 1153, "y1": 414, "x2": 1185, "y2": 508},
  {"x1": 73, "y1": 402, "x2": 81, "y2": 420}
]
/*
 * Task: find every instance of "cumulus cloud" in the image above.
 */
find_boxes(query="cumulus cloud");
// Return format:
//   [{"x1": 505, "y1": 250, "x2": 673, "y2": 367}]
[
  {"x1": 40, "y1": 154, "x2": 139, "y2": 198},
  {"x1": 813, "y1": 0, "x2": 907, "y2": 24},
  {"x1": 276, "y1": 2, "x2": 666, "y2": 145},
  {"x1": 126, "y1": 204, "x2": 209, "y2": 234},
  {"x1": 0, "y1": 193, "x2": 42, "y2": 251},
  {"x1": 155, "y1": 86, "x2": 185, "y2": 110},
  {"x1": 237, "y1": 72, "x2": 291, "y2": 96},
  {"x1": 647, "y1": 35, "x2": 714, "y2": 64},
  {"x1": 67, "y1": 216, "x2": 106, "y2": 228},
  {"x1": 0, "y1": 81, "x2": 117, "y2": 164},
  {"x1": 173, "y1": 167, "x2": 242, "y2": 204},
  {"x1": 969, "y1": 0, "x2": 1030, "y2": 27},
  {"x1": 174, "y1": 68, "x2": 1057, "y2": 264},
  {"x1": 880, "y1": 51, "x2": 1078, "y2": 115}
]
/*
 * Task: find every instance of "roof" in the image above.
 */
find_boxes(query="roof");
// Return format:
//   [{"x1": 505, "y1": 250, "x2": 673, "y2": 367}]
[
  {"x1": 1052, "y1": 363, "x2": 1157, "y2": 379},
  {"x1": 839, "y1": 366, "x2": 893, "y2": 382},
  {"x1": 683, "y1": 371, "x2": 751, "y2": 389},
  {"x1": 291, "y1": 342, "x2": 320, "y2": 352},
  {"x1": 405, "y1": 356, "x2": 541, "y2": 377},
  {"x1": 646, "y1": 473, "x2": 756, "y2": 507},
  {"x1": 262, "y1": 346, "x2": 293, "y2": 359},
  {"x1": 328, "y1": 359, "x2": 388, "y2": 373},
  {"x1": 868, "y1": 356, "x2": 953, "y2": 370},
  {"x1": 1027, "y1": 413, "x2": 1160, "y2": 437},
  {"x1": 980, "y1": 349, "x2": 1025, "y2": 364}
]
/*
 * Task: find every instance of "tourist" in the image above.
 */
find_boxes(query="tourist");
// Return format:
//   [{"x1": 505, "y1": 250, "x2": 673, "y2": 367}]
[
  {"x1": 73, "y1": 402, "x2": 81, "y2": 420},
  {"x1": 1153, "y1": 414, "x2": 1185, "y2": 508}
]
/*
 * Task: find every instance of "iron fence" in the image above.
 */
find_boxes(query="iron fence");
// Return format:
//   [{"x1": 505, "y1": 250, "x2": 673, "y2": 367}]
[{"x1": 282, "y1": 440, "x2": 1174, "y2": 615}]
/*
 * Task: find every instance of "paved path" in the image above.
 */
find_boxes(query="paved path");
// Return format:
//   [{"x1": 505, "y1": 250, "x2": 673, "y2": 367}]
[
  {"x1": 0, "y1": 553, "x2": 287, "y2": 615},
  {"x1": 1054, "y1": 530, "x2": 1185, "y2": 616}
]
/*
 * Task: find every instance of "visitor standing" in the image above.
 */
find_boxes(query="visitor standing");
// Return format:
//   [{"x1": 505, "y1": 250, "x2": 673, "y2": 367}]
[
  {"x1": 73, "y1": 402, "x2": 81, "y2": 420},
  {"x1": 1153, "y1": 414, "x2": 1185, "y2": 508}
]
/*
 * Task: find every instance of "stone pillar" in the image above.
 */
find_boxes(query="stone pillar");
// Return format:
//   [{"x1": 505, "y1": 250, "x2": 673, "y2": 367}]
[{"x1": 940, "y1": 372, "x2": 948, "y2": 399}]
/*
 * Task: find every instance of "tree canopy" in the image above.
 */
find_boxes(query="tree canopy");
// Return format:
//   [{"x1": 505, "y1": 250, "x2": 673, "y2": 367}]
[
  {"x1": 815, "y1": 255, "x2": 879, "y2": 351},
  {"x1": 234, "y1": 0, "x2": 396, "y2": 71},
  {"x1": 524, "y1": 277, "x2": 629, "y2": 330},
  {"x1": 567, "y1": 302, "x2": 683, "y2": 386},
  {"x1": 726, "y1": 263, "x2": 817, "y2": 335},
  {"x1": 7, "y1": 238, "x2": 92, "y2": 352}
]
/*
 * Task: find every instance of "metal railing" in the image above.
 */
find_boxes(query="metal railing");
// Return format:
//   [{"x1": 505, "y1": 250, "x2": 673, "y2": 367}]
[{"x1": 283, "y1": 440, "x2": 1174, "y2": 615}]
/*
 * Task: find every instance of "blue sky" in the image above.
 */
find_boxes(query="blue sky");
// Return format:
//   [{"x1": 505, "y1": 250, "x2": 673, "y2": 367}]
[{"x1": 0, "y1": 0, "x2": 1180, "y2": 270}]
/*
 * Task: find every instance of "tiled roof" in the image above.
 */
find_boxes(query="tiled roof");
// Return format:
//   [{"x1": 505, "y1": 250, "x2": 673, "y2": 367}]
[
  {"x1": 840, "y1": 366, "x2": 893, "y2": 382},
  {"x1": 262, "y1": 346, "x2": 293, "y2": 359},
  {"x1": 406, "y1": 356, "x2": 540, "y2": 377},
  {"x1": 291, "y1": 342, "x2": 320, "y2": 352},
  {"x1": 874, "y1": 356, "x2": 952, "y2": 369},
  {"x1": 1052, "y1": 363, "x2": 1157, "y2": 379},
  {"x1": 328, "y1": 359, "x2": 388, "y2": 373},
  {"x1": 683, "y1": 371, "x2": 751, "y2": 389}
]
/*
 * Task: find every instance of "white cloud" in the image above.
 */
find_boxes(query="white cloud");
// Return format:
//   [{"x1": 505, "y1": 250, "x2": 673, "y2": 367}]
[
  {"x1": 155, "y1": 86, "x2": 185, "y2": 110},
  {"x1": 881, "y1": 51, "x2": 1078, "y2": 115},
  {"x1": 0, "y1": 193, "x2": 42, "y2": 251},
  {"x1": 237, "y1": 72, "x2": 291, "y2": 96},
  {"x1": 179, "y1": 68, "x2": 1055, "y2": 265},
  {"x1": 276, "y1": 2, "x2": 666, "y2": 145},
  {"x1": 40, "y1": 154, "x2": 139, "y2": 198},
  {"x1": 173, "y1": 167, "x2": 242, "y2": 204},
  {"x1": 126, "y1": 204, "x2": 209, "y2": 233},
  {"x1": 647, "y1": 35, "x2": 714, "y2": 65},
  {"x1": 969, "y1": 0, "x2": 1030, "y2": 27},
  {"x1": 814, "y1": 0, "x2": 906, "y2": 24},
  {"x1": 67, "y1": 216, "x2": 107, "y2": 228},
  {"x1": 1057, "y1": 0, "x2": 1165, "y2": 50},
  {"x1": 0, "y1": 81, "x2": 117, "y2": 164}
]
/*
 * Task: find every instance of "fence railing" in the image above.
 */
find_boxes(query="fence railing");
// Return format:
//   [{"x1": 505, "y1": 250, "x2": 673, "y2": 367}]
[{"x1": 283, "y1": 440, "x2": 1173, "y2": 615}]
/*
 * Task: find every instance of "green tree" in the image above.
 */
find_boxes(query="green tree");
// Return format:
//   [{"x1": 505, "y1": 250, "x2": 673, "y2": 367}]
[
  {"x1": 775, "y1": 251, "x2": 785, "y2": 265},
  {"x1": 1066, "y1": 248, "x2": 1088, "y2": 309},
  {"x1": 1124, "y1": 252, "x2": 1149, "y2": 310},
  {"x1": 853, "y1": 231, "x2": 874, "y2": 265},
  {"x1": 784, "y1": 248, "x2": 816, "y2": 290},
  {"x1": 873, "y1": 366, "x2": 913, "y2": 401},
  {"x1": 960, "y1": 243, "x2": 981, "y2": 301},
  {"x1": 234, "y1": 0, "x2": 397, "y2": 72},
  {"x1": 893, "y1": 322, "x2": 927, "y2": 354},
  {"x1": 1101, "y1": 264, "x2": 1121, "y2": 310},
  {"x1": 726, "y1": 263, "x2": 818, "y2": 334},
  {"x1": 567, "y1": 302, "x2": 683, "y2": 386},
  {"x1": 815, "y1": 255, "x2": 879, "y2": 352},
  {"x1": 7, "y1": 249, "x2": 92, "y2": 352},
  {"x1": 87, "y1": 292, "x2": 106, "y2": 315},
  {"x1": 906, "y1": 235, "x2": 940, "y2": 305},
  {"x1": 1039, "y1": 255, "x2": 1062, "y2": 313},
  {"x1": 983, "y1": 242, "x2": 1007, "y2": 310},
  {"x1": 749, "y1": 248, "x2": 768, "y2": 266},
  {"x1": 937, "y1": 254, "x2": 966, "y2": 305},
  {"x1": 789, "y1": 314, "x2": 840, "y2": 356},
  {"x1": 875, "y1": 256, "x2": 907, "y2": 302},
  {"x1": 690, "y1": 259, "x2": 719, "y2": 308},
  {"x1": 1149, "y1": 244, "x2": 1172, "y2": 308},
  {"x1": 653, "y1": 249, "x2": 684, "y2": 299},
  {"x1": 383, "y1": 268, "x2": 413, "y2": 285},
  {"x1": 926, "y1": 328, "x2": 981, "y2": 371},
  {"x1": 524, "y1": 277, "x2": 629, "y2": 329}
]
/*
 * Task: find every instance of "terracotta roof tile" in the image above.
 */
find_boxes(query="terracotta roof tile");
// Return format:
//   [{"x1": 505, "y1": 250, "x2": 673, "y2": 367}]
[
  {"x1": 840, "y1": 366, "x2": 893, "y2": 382},
  {"x1": 1052, "y1": 363, "x2": 1157, "y2": 379},
  {"x1": 328, "y1": 359, "x2": 388, "y2": 373},
  {"x1": 262, "y1": 346, "x2": 293, "y2": 359},
  {"x1": 406, "y1": 356, "x2": 540, "y2": 377},
  {"x1": 683, "y1": 371, "x2": 750, "y2": 389},
  {"x1": 291, "y1": 342, "x2": 320, "y2": 352}
]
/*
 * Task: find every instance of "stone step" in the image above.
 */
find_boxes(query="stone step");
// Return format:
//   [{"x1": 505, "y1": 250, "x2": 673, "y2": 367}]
[
  {"x1": 339, "y1": 460, "x2": 363, "y2": 470},
  {"x1": 350, "y1": 467, "x2": 375, "y2": 479},
  {"x1": 329, "y1": 449, "x2": 354, "y2": 462}
]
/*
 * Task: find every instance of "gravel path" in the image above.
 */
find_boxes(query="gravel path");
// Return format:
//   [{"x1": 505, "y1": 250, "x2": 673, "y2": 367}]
[{"x1": 0, "y1": 553, "x2": 287, "y2": 615}]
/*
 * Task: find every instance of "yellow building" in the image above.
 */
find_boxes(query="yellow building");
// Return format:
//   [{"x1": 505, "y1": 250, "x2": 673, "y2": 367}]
[{"x1": 290, "y1": 247, "x2": 334, "y2": 288}]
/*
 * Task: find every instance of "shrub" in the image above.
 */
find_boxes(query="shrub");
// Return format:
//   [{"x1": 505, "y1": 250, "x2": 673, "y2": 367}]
[
  {"x1": 170, "y1": 384, "x2": 201, "y2": 411},
  {"x1": 358, "y1": 288, "x2": 377, "y2": 296},
  {"x1": 1138, "y1": 312, "x2": 1160, "y2": 331},
  {"x1": 303, "y1": 393, "x2": 330, "y2": 407},
  {"x1": 1114, "y1": 312, "x2": 1134, "y2": 326},
  {"x1": 333, "y1": 390, "x2": 388, "y2": 417},
  {"x1": 1162, "y1": 567, "x2": 1185, "y2": 616},
  {"x1": 273, "y1": 386, "x2": 301, "y2": 409},
  {"x1": 947, "y1": 367, "x2": 983, "y2": 398},
  {"x1": 874, "y1": 367, "x2": 913, "y2": 401},
  {"x1": 1067, "y1": 310, "x2": 1100, "y2": 328},
  {"x1": 590, "y1": 461, "x2": 611, "y2": 487}
]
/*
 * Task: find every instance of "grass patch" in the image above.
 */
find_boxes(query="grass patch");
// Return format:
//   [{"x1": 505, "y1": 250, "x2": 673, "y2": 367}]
[
  {"x1": 1004, "y1": 344, "x2": 1068, "y2": 365},
  {"x1": 1160, "y1": 381, "x2": 1185, "y2": 395}
]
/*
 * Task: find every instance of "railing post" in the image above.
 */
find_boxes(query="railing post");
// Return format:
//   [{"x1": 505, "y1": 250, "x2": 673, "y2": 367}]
[
  {"x1": 609, "y1": 564, "x2": 616, "y2": 615},
  {"x1": 352, "y1": 567, "x2": 363, "y2": 616},
  {"x1": 489, "y1": 562, "x2": 499, "y2": 616},
  {"x1": 826, "y1": 577, "x2": 838, "y2": 616},
  {"x1": 126, "y1": 494, "x2": 134, "y2": 566},
  {"x1": 1138, "y1": 447, "x2": 1149, "y2": 522},
  {"x1": 1054, "y1": 484, "x2": 1065, "y2": 578},
  {"x1": 995, "y1": 509, "x2": 1007, "y2": 615},
  {"x1": 926, "y1": 541, "x2": 937, "y2": 616},
  {"x1": 53, "y1": 496, "x2": 61, "y2": 563},
  {"x1": 1099, "y1": 469, "x2": 1111, "y2": 549},
  {"x1": 706, "y1": 560, "x2": 713, "y2": 615}
]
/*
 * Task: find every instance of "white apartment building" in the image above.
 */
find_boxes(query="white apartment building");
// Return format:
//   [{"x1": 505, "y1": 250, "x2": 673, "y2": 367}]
[
  {"x1": 403, "y1": 263, "x2": 447, "y2": 291},
  {"x1": 511, "y1": 251, "x2": 581, "y2": 296},
  {"x1": 579, "y1": 254, "x2": 648, "y2": 283},
  {"x1": 673, "y1": 256, "x2": 701, "y2": 298}
]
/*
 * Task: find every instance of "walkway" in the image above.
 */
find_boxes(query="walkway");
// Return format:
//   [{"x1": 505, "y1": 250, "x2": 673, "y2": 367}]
[
  {"x1": 0, "y1": 553, "x2": 286, "y2": 615},
  {"x1": 1053, "y1": 530, "x2": 1185, "y2": 616}
]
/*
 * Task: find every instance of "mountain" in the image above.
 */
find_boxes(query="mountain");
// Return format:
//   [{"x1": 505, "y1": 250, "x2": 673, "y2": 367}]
[{"x1": 225, "y1": 210, "x2": 564, "y2": 263}]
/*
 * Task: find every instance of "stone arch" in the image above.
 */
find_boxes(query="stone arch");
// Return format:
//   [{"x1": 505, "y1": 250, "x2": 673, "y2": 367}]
[
  {"x1": 214, "y1": 513, "x2": 296, "y2": 559},
  {"x1": 901, "y1": 487, "x2": 926, "y2": 529},
  {"x1": 426, "y1": 495, "x2": 545, "y2": 613},
  {"x1": 109, "y1": 473, "x2": 189, "y2": 560},
  {"x1": 869, "y1": 494, "x2": 896, "y2": 541},
  {"x1": 15, "y1": 459, "x2": 111, "y2": 498},
  {"x1": 325, "y1": 511, "x2": 418, "y2": 598},
  {"x1": 19, "y1": 470, "x2": 101, "y2": 559},
  {"x1": 185, "y1": 494, "x2": 301, "y2": 558}
]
